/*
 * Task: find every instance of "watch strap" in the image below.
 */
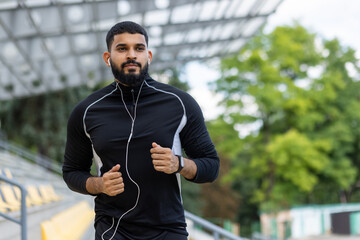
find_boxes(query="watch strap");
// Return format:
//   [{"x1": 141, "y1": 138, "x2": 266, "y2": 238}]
[{"x1": 175, "y1": 155, "x2": 184, "y2": 173}]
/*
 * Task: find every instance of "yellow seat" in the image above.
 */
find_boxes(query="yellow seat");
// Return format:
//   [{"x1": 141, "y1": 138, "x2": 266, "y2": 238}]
[
  {"x1": 0, "y1": 168, "x2": 13, "y2": 185},
  {"x1": 3, "y1": 168, "x2": 13, "y2": 179},
  {"x1": 0, "y1": 195, "x2": 14, "y2": 213},
  {"x1": 47, "y1": 185, "x2": 62, "y2": 201},
  {"x1": 0, "y1": 168, "x2": 13, "y2": 179},
  {"x1": 0, "y1": 185, "x2": 21, "y2": 211},
  {"x1": 27, "y1": 185, "x2": 48, "y2": 205},
  {"x1": 0, "y1": 206, "x2": 8, "y2": 213},
  {"x1": 41, "y1": 220, "x2": 62, "y2": 240},
  {"x1": 38, "y1": 185, "x2": 62, "y2": 202},
  {"x1": 13, "y1": 186, "x2": 32, "y2": 207},
  {"x1": 41, "y1": 201, "x2": 95, "y2": 240}
]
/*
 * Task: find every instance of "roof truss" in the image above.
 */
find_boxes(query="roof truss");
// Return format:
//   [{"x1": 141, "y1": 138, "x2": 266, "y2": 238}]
[{"x1": 0, "y1": 0, "x2": 283, "y2": 100}]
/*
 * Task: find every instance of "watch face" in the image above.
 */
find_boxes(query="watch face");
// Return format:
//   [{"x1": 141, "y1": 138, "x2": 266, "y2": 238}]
[{"x1": 177, "y1": 156, "x2": 183, "y2": 166}]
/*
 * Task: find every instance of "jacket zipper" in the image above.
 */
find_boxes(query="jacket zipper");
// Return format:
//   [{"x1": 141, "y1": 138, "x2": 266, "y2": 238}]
[{"x1": 131, "y1": 89, "x2": 135, "y2": 117}]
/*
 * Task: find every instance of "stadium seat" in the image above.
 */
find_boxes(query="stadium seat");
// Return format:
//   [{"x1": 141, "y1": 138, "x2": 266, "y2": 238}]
[
  {"x1": 41, "y1": 201, "x2": 94, "y2": 240},
  {"x1": 40, "y1": 220, "x2": 62, "y2": 240},
  {"x1": 0, "y1": 204, "x2": 8, "y2": 213},
  {"x1": 3, "y1": 168, "x2": 13, "y2": 179},
  {"x1": 0, "y1": 194, "x2": 15, "y2": 213},
  {"x1": 0, "y1": 168, "x2": 13, "y2": 179},
  {"x1": 0, "y1": 168, "x2": 13, "y2": 183},
  {"x1": 12, "y1": 186, "x2": 33, "y2": 207},
  {"x1": 0, "y1": 185, "x2": 21, "y2": 211},
  {"x1": 38, "y1": 185, "x2": 62, "y2": 202},
  {"x1": 47, "y1": 185, "x2": 62, "y2": 201},
  {"x1": 27, "y1": 185, "x2": 49, "y2": 205}
]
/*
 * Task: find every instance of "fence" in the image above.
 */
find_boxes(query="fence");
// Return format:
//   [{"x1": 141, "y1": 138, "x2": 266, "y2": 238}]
[
  {"x1": 0, "y1": 140, "x2": 61, "y2": 174},
  {"x1": 0, "y1": 175, "x2": 27, "y2": 240},
  {"x1": 185, "y1": 210, "x2": 248, "y2": 240}
]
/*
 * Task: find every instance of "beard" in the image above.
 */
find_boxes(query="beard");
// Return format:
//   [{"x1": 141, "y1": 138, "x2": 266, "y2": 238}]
[{"x1": 110, "y1": 59, "x2": 149, "y2": 87}]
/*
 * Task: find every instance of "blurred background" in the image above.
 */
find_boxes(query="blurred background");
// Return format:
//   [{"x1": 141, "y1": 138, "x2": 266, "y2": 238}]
[{"x1": 0, "y1": 0, "x2": 360, "y2": 239}]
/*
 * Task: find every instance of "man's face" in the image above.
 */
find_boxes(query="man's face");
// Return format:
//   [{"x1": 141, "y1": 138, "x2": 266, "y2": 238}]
[{"x1": 107, "y1": 33, "x2": 152, "y2": 87}]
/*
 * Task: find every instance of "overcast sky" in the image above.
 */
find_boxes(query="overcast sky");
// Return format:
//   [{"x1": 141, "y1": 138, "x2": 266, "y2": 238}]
[
  {"x1": 266, "y1": 0, "x2": 360, "y2": 53},
  {"x1": 188, "y1": 0, "x2": 360, "y2": 121}
]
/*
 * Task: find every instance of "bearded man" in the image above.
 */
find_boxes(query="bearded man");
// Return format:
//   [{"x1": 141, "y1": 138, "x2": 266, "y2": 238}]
[{"x1": 62, "y1": 21, "x2": 219, "y2": 240}]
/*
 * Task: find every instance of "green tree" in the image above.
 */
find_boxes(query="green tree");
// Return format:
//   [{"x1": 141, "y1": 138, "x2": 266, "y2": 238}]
[
  {"x1": 203, "y1": 118, "x2": 242, "y2": 223},
  {"x1": 165, "y1": 67, "x2": 190, "y2": 92},
  {"x1": 0, "y1": 85, "x2": 93, "y2": 161},
  {"x1": 211, "y1": 23, "x2": 360, "y2": 219}
]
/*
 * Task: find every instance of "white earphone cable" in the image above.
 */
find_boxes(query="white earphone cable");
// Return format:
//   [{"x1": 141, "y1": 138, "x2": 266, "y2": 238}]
[{"x1": 101, "y1": 81, "x2": 145, "y2": 240}]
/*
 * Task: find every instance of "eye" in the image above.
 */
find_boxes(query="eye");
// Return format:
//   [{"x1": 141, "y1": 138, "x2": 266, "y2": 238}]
[
  {"x1": 116, "y1": 46, "x2": 127, "y2": 52},
  {"x1": 137, "y1": 47, "x2": 145, "y2": 51}
]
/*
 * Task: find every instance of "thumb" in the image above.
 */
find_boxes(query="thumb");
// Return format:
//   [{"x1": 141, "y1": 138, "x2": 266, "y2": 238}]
[
  {"x1": 109, "y1": 164, "x2": 120, "y2": 172},
  {"x1": 152, "y1": 142, "x2": 160, "y2": 148}
]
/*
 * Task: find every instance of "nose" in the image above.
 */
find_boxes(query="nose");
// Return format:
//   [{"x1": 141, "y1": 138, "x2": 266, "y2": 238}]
[{"x1": 127, "y1": 48, "x2": 136, "y2": 60}]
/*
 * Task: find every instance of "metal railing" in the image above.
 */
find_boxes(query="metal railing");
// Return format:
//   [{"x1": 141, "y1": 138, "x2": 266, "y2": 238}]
[
  {"x1": 251, "y1": 233, "x2": 279, "y2": 240},
  {"x1": 0, "y1": 175, "x2": 27, "y2": 240},
  {"x1": 0, "y1": 140, "x2": 62, "y2": 174},
  {"x1": 185, "y1": 210, "x2": 248, "y2": 240}
]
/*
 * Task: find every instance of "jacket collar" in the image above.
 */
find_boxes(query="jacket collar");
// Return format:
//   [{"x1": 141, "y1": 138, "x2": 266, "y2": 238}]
[{"x1": 112, "y1": 75, "x2": 153, "y2": 100}]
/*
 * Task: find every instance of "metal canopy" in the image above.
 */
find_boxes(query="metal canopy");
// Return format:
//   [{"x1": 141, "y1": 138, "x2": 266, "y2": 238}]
[{"x1": 0, "y1": 0, "x2": 283, "y2": 100}]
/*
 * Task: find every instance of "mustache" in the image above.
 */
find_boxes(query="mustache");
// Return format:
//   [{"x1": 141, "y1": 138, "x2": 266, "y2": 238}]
[{"x1": 121, "y1": 60, "x2": 142, "y2": 69}]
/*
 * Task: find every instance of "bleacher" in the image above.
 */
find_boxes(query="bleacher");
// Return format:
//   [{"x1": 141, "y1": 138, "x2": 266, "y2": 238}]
[
  {"x1": 0, "y1": 149, "x2": 95, "y2": 240},
  {"x1": 0, "y1": 140, "x2": 247, "y2": 240}
]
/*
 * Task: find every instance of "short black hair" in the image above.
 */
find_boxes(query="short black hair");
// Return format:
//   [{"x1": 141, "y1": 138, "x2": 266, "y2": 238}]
[{"x1": 106, "y1": 21, "x2": 149, "y2": 51}]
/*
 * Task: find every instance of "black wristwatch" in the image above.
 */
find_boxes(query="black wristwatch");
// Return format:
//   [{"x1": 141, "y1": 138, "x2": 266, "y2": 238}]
[{"x1": 175, "y1": 155, "x2": 184, "y2": 173}]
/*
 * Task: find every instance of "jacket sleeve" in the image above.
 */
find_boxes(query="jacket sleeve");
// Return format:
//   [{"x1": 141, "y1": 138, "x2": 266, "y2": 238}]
[
  {"x1": 62, "y1": 103, "x2": 94, "y2": 195},
  {"x1": 180, "y1": 93, "x2": 220, "y2": 183}
]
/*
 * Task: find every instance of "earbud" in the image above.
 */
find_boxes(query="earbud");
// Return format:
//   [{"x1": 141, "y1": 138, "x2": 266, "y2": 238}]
[
  {"x1": 107, "y1": 58, "x2": 111, "y2": 67},
  {"x1": 148, "y1": 58, "x2": 150, "y2": 64}
]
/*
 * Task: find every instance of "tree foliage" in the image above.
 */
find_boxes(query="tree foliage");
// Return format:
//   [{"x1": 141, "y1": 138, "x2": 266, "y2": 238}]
[
  {"x1": 0, "y1": 85, "x2": 94, "y2": 161},
  {"x1": 202, "y1": 118, "x2": 241, "y2": 220},
  {"x1": 210, "y1": 23, "x2": 360, "y2": 217}
]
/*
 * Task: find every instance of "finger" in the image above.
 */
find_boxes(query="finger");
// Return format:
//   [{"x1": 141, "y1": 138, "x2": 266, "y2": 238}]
[
  {"x1": 154, "y1": 165, "x2": 172, "y2": 174},
  {"x1": 108, "y1": 177, "x2": 124, "y2": 186},
  {"x1": 112, "y1": 180, "x2": 125, "y2": 188},
  {"x1": 104, "y1": 176, "x2": 122, "y2": 186},
  {"x1": 150, "y1": 146, "x2": 168, "y2": 154},
  {"x1": 109, "y1": 185, "x2": 125, "y2": 194},
  {"x1": 112, "y1": 186, "x2": 125, "y2": 195},
  {"x1": 109, "y1": 164, "x2": 120, "y2": 173},
  {"x1": 104, "y1": 171, "x2": 122, "y2": 180},
  {"x1": 104, "y1": 178, "x2": 124, "y2": 192},
  {"x1": 153, "y1": 165, "x2": 166, "y2": 171},
  {"x1": 151, "y1": 153, "x2": 168, "y2": 160},
  {"x1": 150, "y1": 142, "x2": 161, "y2": 154},
  {"x1": 108, "y1": 184, "x2": 125, "y2": 196},
  {"x1": 152, "y1": 160, "x2": 168, "y2": 166}
]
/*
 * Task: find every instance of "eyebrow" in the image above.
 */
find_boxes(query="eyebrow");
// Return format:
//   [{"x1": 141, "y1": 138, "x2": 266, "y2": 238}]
[{"x1": 115, "y1": 43, "x2": 146, "y2": 48}]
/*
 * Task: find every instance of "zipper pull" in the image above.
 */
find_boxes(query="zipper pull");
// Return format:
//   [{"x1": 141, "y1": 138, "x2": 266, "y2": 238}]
[
  {"x1": 130, "y1": 89, "x2": 136, "y2": 117},
  {"x1": 131, "y1": 89, "x2": 135, "y2": 106}
]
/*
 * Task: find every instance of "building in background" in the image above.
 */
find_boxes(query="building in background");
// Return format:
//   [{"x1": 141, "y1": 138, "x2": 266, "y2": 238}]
[{"x1": 260, "y1": 203, "x2": 360, "y2": 239}]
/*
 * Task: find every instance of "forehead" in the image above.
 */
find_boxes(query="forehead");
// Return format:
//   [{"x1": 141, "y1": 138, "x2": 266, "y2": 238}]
[{"x1": 112, "y1": 33, "x2": 147, "y2": 48}]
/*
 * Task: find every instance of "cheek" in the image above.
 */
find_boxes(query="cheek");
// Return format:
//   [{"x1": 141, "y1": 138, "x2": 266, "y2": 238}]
[
  {"x1": 111, "y1": 53, "x2": 125, "y2": 62},
  {"x1": 139, "y1": 58, "x2": 148, "y2": 67}
]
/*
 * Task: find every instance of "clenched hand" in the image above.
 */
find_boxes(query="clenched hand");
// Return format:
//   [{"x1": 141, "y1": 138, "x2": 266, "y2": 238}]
[
  {"x1": 101, "y1": 164, "x2": 125, "y2": 196},
  {"x1": 150, "y1": 142, "x2": 179, "y2": 174}
]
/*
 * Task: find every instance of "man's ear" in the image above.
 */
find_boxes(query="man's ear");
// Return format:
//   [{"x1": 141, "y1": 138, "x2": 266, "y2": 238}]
[
  {"x1": 147, "y1": 50, "x2": 153, "y2": 64},
  {"x1": 103, "y1": 52, "x2": 111, "y2": 67}
]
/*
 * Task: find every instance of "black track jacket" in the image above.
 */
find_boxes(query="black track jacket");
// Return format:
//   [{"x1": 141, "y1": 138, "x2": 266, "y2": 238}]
[{"x1": 63, "y1": 76, "x2": 219, "y2": 237}]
